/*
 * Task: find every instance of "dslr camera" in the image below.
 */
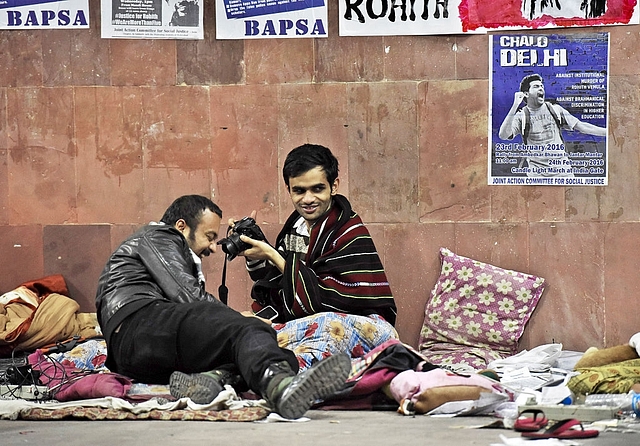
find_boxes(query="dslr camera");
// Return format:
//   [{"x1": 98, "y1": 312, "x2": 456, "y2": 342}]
[{"x1": 217, "y1": 217, "x2": 267, "y2": 261}]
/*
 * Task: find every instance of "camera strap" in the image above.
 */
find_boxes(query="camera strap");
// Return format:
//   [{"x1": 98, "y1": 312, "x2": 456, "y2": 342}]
[{"x1": 218, "y1": 255, "x2": 229, "y2": 305}]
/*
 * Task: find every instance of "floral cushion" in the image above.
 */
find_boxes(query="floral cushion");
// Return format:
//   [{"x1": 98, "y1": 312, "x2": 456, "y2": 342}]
[{"x1": 418, "y1": 248, "x2": 545, "y2": 370}]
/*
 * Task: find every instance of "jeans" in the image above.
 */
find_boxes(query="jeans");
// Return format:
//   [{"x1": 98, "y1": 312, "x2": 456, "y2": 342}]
[{"x1": 107, "y1": 299, "x2": 298, "y2": 392}]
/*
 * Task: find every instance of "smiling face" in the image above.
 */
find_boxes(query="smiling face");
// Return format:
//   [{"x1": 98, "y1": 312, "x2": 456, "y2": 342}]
[
  {"x1": 175, "y1": 209, "x2": 221, "y2": 259},
  {"x1": 287, "y1": 166, "x2": 339, "y2": 227}
]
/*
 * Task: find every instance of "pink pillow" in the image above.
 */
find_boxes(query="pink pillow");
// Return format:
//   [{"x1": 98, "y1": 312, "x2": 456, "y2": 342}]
[{"x1": 418, "y1": 248, "x2": 545, "y2": 369}]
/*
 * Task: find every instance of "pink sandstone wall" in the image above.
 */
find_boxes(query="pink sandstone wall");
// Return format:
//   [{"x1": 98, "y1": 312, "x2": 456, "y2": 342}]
[{"x1": 1, "y1": 1, "x2": 639, "y2": 352}]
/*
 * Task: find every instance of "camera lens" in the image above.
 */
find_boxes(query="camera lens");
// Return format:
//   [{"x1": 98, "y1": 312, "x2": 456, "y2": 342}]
[
  {"x1": 217, "y1": 233, "x2": 248, "y2": 261},
  {"x1": 217, "y1": 217, "x2": 262, "y2": 261}
]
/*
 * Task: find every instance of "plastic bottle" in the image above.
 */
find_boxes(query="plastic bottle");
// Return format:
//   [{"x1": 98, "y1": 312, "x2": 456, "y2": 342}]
[{"x1": 584, "y1": 392, "x2": 640, "y2": 416}]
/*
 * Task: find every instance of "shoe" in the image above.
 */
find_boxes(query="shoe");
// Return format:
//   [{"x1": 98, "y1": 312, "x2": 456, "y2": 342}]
[
  {"x1": 169, "y1": 370, "x2": 228, "y2": 404},
  {"x1": 263, "y1": 353, "x2": 351, "y2": 420}
]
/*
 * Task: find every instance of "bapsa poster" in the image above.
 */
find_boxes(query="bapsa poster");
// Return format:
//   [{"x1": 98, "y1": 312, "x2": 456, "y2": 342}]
[
  {"x1": 1, "y1": 0, "x2": 89, "y2": 29},
  {"x1": 216, "y1": 0, "x2": 327, "y2": 39}
]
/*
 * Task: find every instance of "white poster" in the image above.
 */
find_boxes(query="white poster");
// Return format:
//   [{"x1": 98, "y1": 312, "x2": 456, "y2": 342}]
[
  {"x1": 1, "y1": 0, "x2": 89, "y2": 29},
  {"x1": 339, "y1": 0, "x2": 639, "y2": 36},
  {"x1": 339, "y1": 0, "x2": 468, "y2": 36},
  {"x1": 101, "y1": 0, "x2": 203, "y2": 39},
  {"x1": 215, "y1": 0, "x2": 327, "y2": 39}
]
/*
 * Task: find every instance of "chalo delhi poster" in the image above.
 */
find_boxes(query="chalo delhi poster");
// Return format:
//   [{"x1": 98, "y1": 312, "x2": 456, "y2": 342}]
[{"x1": 488, "y1": 33, "x2": 609, "y2": 186}]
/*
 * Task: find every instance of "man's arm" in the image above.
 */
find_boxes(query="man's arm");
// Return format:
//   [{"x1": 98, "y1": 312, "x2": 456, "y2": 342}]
[
  {"x1": 574, "y1": 120, "x2": 607, "y2": 137},
  {"x1": 498, "y1": 91, "x2": 525, "y2": 140},
  {"x1": 241, "y1": 237, "x2": 286, "y2": 274}
]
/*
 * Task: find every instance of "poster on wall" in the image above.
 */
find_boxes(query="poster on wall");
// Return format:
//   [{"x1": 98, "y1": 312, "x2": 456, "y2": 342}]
[
  {"x1": 461, "y1": 0, "x2": 638, "y2": 32},
  {"x1": 215, "y1": 0, "x2": 327, "y2": 39},
  {"x1": 101, "y1": 0, "x2": 203, "y2": 39},
  {"x1": 339, "y1": 0, "x2": 468, "y2": 35},
  {"x1": 339, "y1": 0, "x2": 638, "y2": 36},
  {"x1": 488, "y1": 33, "x2": 609, "y2": 186},
  {"x1": 1, "y1": 0, "x2": 89, "y2": 29}
]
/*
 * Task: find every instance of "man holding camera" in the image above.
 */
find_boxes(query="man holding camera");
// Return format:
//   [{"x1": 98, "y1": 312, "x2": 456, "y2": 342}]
[
  {"x1": 95, "y1": 195, "x2": 350, "y2": 419},
  {"x1": 233, "y1": 144, "x2": 398, "y2": 370}
]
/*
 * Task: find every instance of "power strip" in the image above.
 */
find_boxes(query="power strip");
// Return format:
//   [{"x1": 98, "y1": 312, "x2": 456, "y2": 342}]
[{"x1": 0, "y1": 384, "x2": 50, "y2": 400}]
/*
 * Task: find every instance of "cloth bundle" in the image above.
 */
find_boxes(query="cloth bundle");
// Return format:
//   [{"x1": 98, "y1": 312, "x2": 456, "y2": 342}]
[
  {"x1": 28, "y1": 349, "x2": 132, "y2": 402},
  {"x1": 390, "y1": 368, "x2": 506, "y2": 415},
  {"x1": 0, "y1": 275, "x2": 100, "y2": 355}
]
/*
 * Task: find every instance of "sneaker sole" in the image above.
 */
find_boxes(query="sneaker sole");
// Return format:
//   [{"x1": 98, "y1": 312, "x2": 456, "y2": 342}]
[
  {"x1": 169, "y1": 371, "x2": 223, "y2": 405},
  {"x1": 276, "y1": 353, "x2": 351, "y2": 420}
]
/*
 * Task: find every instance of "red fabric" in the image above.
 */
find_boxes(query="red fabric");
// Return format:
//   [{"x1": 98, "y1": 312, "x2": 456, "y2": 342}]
[
  {"x1": 349, "y1": 367, "x2": 398, "y2": 396},
  {"x1": 54, "y1": 373, "x2": 133, "y2": 402},
  {"x1": 28, "y1": 349, "x2": 132, "y2": 402},
  {"x1": 20, "y1": 275, "x2": 69, "y2": 299}
]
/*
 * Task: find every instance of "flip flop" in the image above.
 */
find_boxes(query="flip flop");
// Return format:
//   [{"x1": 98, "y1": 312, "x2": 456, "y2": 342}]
[
  {"x1": 514, "y1": 409, "x2": 549, "y2": 432},
  {"x1": 521, "y1": 418, "x2": 599, "y2": 439}
]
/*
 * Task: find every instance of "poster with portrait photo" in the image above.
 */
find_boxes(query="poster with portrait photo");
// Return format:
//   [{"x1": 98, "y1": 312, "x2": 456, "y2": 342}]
[
  {"x1": 488, "y1": 33, "x2": 609, "y2": 186},
  {"x1": 101, "y1": 0, "x2": 203, "y2": 39}
]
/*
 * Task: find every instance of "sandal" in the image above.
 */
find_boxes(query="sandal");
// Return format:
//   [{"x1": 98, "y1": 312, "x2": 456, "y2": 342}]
[
  {"x1": 514, "y1": 409, "x2": 548, "y2": 432},
  {"x1": 521, "y1": 418, "x2": 599, "y2": 439}
]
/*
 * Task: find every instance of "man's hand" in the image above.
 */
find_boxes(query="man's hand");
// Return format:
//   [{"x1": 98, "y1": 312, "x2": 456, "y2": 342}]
[
  {"x1": 227, "y1": 211, "x2": 284, "y2": 272},
  {"x1": 238, "y1": 235, "x2": 286, "y2": 273},
  {"x1": 238, "y1": 236, "x2": 275, "y2": 260},
  {"x1": 513, "y1": 91, "x2": 525, "y2": 106}
]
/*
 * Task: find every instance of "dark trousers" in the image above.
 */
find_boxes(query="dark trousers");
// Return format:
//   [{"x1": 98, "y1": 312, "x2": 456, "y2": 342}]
[{"x1": 107, "y1": 300, "x2": 298, "y2": 392}]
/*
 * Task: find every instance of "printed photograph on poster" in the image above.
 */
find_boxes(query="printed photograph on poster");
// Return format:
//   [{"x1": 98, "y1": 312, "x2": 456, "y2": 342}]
[
  {"x1": 488, "y1": 33, "x2": 609, "y2": 186},
  {"x1": 1, "y1": 0, "x2": 90, "y2": 29},
  {"x1": 101, "y1": 0, "x2": 203, "y2": 39},
  {"x1": 216, "y1": 0, "x2": 327, "y2": 39}
]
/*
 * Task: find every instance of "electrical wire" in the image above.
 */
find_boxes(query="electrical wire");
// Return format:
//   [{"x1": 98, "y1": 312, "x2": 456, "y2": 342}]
[{"x1": 1, "y1": 345, "x2": 98, "y2": 402}]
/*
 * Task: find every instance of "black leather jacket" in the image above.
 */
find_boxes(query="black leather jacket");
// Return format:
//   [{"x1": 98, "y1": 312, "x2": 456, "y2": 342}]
[{"x1": 95, "y1": 223, "x2": 220, "y2": 342}]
